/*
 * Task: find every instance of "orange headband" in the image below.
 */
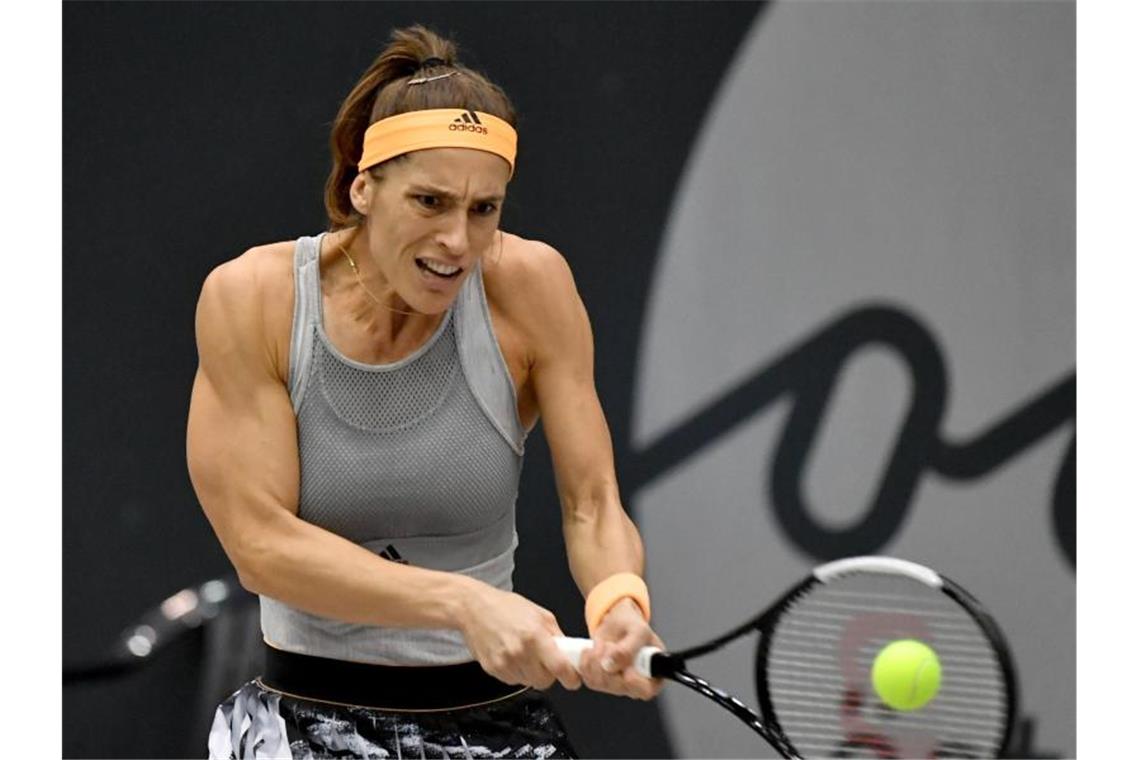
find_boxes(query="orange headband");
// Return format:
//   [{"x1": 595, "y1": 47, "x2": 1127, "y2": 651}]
[{"x1": 357, "y1": 109, "x2": 518, "y2": 178}]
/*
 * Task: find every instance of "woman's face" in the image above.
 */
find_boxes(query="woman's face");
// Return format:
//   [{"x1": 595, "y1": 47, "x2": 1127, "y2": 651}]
[{"x1": 351, "y1": 148, "x2": 509, "y2": 315}]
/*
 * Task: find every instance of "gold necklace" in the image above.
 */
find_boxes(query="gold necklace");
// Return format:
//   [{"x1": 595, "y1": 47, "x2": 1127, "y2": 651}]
[{"x1": 337, "y1": 239, "x2": 420, "y2": 316}]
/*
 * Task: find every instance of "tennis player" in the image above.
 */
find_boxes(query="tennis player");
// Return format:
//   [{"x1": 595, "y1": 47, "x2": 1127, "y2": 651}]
[{"x1": 187, "y1": 25, "x2": 663, "y2": 759}]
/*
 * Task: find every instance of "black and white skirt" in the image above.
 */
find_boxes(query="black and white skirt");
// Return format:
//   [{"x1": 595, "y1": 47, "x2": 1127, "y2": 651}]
[{"x1": 207, "y1": 645, "x2": 578, "y2": 760}]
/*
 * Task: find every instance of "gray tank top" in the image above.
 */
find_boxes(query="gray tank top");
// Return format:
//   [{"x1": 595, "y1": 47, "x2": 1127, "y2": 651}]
[{"x1": 259, "y1": 232, "x2": 527, "y2": 665}]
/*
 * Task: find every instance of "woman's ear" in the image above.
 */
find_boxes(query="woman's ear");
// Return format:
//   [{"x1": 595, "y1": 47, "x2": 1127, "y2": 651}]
[{"x1": 349, "y1": 172, "x2": 374, "y2": 216}]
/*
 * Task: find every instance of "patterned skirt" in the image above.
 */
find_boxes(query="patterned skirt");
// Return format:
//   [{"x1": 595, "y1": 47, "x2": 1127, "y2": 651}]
[{"x1": 207, "y1": 645, "x2": 578, "y2": 759}]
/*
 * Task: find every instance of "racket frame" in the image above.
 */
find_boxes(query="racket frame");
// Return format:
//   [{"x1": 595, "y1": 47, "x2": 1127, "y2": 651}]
[
  {"x1": 749, "y1": 561, "x2": 1020, "y2": 758},
  {"x1": 559, "y1": 556, "x2": 1020, "y2": 759}
]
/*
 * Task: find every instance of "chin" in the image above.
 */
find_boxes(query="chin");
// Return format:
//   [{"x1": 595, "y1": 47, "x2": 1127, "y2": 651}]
[
  {"x1": 405, "y1": 271, "x2": 469, "y2": 314},
  {"x1": 415, "y1": 301, "x2": 454, "y2": 316},
  {"x1": 402, "y1": 288, "x2": 458, "y2": 316}
]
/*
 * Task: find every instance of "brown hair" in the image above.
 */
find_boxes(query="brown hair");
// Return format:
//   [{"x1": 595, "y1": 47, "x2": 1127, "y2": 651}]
[{"x1": 324, "y1": 25, "x2": 517, "y2": 230}]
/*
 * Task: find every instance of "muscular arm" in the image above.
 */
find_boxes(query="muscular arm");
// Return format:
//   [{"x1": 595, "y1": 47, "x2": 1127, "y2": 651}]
[
  {"x1": 186, "y1": 254, "x2": 476, "y2": 630},
  {"x1": 510, "y1": 243, "x2": 663, "y2": 698},
  {"x1": 520, "y1": 246, "x2": 646, "y2": 595}
]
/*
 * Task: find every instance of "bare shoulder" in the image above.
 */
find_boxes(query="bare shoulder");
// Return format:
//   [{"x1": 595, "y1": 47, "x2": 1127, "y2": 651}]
[
  {"x1": 201, "y1": 240, "x2": 294, "y2": 299},
  {"x1": 196, "y1": 239, "x2": 297, "y2": 381},
  {"x1": 483, "y1": 232, "x2": 582, "y2": 323}
]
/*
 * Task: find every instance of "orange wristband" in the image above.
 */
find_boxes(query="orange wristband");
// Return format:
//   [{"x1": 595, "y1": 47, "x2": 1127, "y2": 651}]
[{"x1": 585, "y1": 572, "x2": 651, "y2": 635}]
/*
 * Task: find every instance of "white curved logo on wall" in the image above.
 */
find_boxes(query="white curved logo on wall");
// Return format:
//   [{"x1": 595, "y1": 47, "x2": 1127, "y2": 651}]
[{"x1": 630, "y1": 2, "x2": 1074, "y2": 758}]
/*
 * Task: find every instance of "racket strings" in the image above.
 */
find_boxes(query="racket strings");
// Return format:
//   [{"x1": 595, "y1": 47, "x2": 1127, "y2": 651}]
[{"x1": 763, "y1": 573, "x2": 1008, "y2": 759}]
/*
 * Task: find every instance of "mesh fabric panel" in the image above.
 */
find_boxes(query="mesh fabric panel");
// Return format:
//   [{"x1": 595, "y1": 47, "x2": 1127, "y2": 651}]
[
  {"x1": 297, "y1": 315, "x2": 521, "y2": 545},
  {"x1": 317, "y1": 314, "x2": 458, "y2": 431}
]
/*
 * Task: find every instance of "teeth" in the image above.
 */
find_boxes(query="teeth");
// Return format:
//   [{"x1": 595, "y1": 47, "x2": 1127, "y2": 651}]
[{"x1": 420, "y1": 259, "x2": 460, "y2": 276}]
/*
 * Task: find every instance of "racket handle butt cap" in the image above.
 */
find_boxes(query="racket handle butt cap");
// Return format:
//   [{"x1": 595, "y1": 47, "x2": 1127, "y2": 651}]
[{"x1": 634, "y1": 645, "x2": 664, "y2": 678}]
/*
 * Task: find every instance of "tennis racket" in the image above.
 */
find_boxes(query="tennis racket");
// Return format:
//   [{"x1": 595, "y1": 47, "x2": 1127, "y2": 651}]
[{"x1": 556, "y1": 556, "x2": 1017, "y2": 759}]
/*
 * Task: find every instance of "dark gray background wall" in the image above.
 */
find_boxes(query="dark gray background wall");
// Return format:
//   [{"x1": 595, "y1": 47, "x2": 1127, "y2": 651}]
[{"x1": 63, "y1": 2, "x2": 1073, "y2": 758}]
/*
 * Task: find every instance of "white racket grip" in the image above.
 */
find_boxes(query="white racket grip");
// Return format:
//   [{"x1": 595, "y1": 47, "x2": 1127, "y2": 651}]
[
  {"x1": 553, "y1": 636, "x2": 663, "y2": 678},
  {"x1": 553, "y1": 636, "x2": 593, "y2": 671}
]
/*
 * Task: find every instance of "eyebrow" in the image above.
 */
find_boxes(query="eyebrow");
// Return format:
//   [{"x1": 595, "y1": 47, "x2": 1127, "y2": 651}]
[{"x1": 408, "y1": 184, "x2": 504, "y2": 204}]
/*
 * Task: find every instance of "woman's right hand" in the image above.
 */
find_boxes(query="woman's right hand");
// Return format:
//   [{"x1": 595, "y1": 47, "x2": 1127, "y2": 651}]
[{"x1": 457, "y1": 583, "x2": 583, "y2": 692}]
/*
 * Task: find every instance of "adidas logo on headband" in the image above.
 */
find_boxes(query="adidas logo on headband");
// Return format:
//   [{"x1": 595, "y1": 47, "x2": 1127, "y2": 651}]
[{"x1": 450, "y1": 110, "x2": 488, "y2": 135}]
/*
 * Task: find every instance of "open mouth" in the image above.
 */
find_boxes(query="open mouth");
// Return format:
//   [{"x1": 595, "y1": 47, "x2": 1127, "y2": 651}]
[{"x1": 415, "y1": 258, "x2": 463, "y2": 279}]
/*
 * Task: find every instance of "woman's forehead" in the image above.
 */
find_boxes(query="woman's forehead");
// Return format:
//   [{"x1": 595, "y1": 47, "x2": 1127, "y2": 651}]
[{"x1": 396, "y1": 148, "x2": 510, "y2": 195}]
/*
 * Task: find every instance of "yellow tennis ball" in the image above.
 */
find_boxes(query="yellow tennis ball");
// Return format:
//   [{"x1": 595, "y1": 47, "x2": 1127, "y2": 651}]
[{"x1": 871, "y1": 639, "x2": 942, "y2": 711}]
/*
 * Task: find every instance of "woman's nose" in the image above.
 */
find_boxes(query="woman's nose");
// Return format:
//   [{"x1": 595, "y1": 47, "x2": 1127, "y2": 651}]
[{"x1": 435, "y1": 212, "x2": 469, "y2": 255}]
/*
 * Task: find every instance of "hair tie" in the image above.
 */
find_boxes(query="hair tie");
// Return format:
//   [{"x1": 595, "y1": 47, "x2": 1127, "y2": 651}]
[{"x1": 408, "y1": 58, "x2": 457, "y2": 86}]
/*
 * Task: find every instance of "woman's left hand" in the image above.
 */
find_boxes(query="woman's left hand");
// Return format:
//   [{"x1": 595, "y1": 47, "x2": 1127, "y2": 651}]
[{"x1": 577, "y1": 598, "x2": 666, "y2": 700}]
